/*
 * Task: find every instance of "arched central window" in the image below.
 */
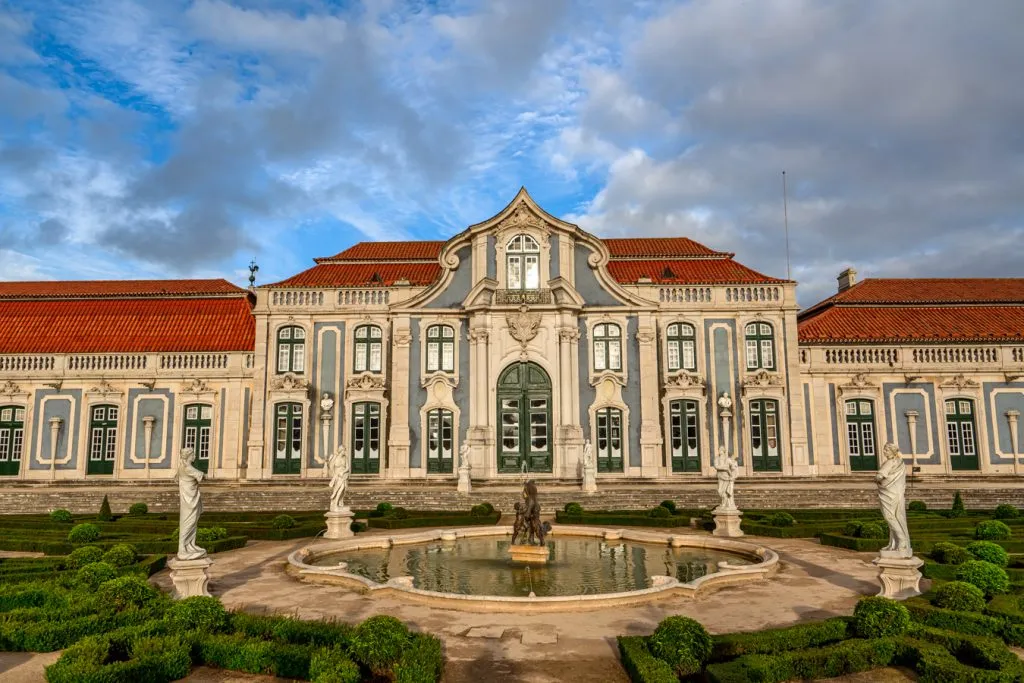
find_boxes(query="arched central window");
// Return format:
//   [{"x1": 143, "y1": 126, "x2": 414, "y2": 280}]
[
  {"x1": 666, "y1": 323, "x2": 696, "y2": 372},
  {"x1": 593, "y1": 323, "x2": 622, "y2": 371},
  {"x1": 354, "y1": 325, "x2": 383, "y2": 373},
  {"x1": 276, "y1": 326, "x2": 306, "y2": 374},
  {"x1": 506, "y1": 234, "x2": 540, "y2": 290},
  {"x1": 426, "y1": 325, "x2": 455, "y2": 373}
]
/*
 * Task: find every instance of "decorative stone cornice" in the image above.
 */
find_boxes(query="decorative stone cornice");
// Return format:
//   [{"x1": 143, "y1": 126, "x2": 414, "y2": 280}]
[
  {"x1": 420, "y1": 372, "x2": 457, "y2": 390},
  {"x1": 940, "y1": 373, "x2": 980, "y2": 391},
  {"x1": 0, "y1": 380, "x2": 22, "y2": 396},
  {"x1": 346, "y1": 374, "x2": 386, "y2": 391},
  {"x1": 506, "y1": 306, "x2": 541, "y2": 349},
  {"x1": 558, "y1": 327, "x2": 580, "y2": 343},
  {"x1": 665, "y1": 372, "x2": 706, "y2": 390},
  {"x1": 836, "y1": 372, "x2": 878, "y2": 397},
  {"x1": 468, "y1": 329, "x2": 490, "y2": 343},
  {"x1": 1004, "y1": 371, "x2": 1024, "y2": 384},
  {"x1": 87, "y1": 379, "x2": 122, "y2": 397},
  {"x1": 744, "y1": 369, "x2": 785, "y2": 388},
  {"x1": 181, "y1": 378, "x2": 211, "y2": 395},
  {"x1": 589, "y1": 370, "x2": 627, "y2": 388},
  {"x1": 270, "y1": 372, "x2": 310, "y2": 392},
  {"x1": 501, "y1": 203, "x2": 545, "y2": 231}
]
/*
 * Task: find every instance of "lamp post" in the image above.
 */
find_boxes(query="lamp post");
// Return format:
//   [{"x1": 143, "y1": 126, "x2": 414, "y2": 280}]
[{"x1": 1007, "y1": 410, "x2": 1021, "y2": 476}]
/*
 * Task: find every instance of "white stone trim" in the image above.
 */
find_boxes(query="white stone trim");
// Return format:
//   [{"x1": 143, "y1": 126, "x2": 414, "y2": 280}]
[
  {"x1": 988, "y1": 388, "x2": 1024, "y2": 461},
  {"x1": 271, "y1": 321, "x2": 311, "y2": 376},
  {"x1": 0, "y1": 398, "x2": 31, "y2": 480},
  {"x1": 583, "y1": 313, "x2": 630, "y2": 384},
  {"x1": 418, "y1": 374, "x2": 461, "y2": 478},
  {"x1": 416, "y1": 317, "x2": 463, "y2": 384},
  {"x1": 129, "y1": 393, "x2": 168, "y2": 467},
  {"x1": 658, "y1": 316, "x2": 704, "y2": 377},
  {"x1": 937, "y1": 388, "x2": 989, "y2": 475}
]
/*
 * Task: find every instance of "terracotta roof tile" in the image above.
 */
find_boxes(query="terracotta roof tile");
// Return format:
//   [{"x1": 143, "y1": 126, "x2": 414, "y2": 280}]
[
  {"x1": 318, "y1": 241, "x2": 445, "y2": 262},
  {"x1": 607, "y1": 259, "x2": 785, "y2": 285},
  {"x1": 798, "y1": 306, "x2": 1024, "y2": 343},
  {"x1": 0, "y1": 298, "x2": 255, "y2": 354},
  {"x1": 0, "y1": 279, "x2": 245, "y2": 299},
  {"x1": 268, "y1": 263, "x2": 442, "y2": 288},
  {"x1": 821, "y1": 278, "x2": 1024, "y2": 306},
  {"x1": 604, "y1": 237, "x2": 726, "y2": 258}
]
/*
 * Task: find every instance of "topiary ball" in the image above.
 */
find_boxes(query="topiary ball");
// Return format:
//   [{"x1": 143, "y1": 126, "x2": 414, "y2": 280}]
[
  {"x1": 128, "y1": 502, "x2": 148, "y2": 516},
  {"x1": 956, "y1": 560, "x2": 1010, "y2": 597},
  {"x1": 66, "y1": 545, "x2": 105, "y2": 569},
  {"x1": 480, "y1": 502, "x2": 495, "y2": 514},
  {"x1": 976, "y1": 520, "x2": 1012, "y2": 541},
  {"x1": 164, "y1": 596, "x2": 230, "y2": 633},
  {"x1": 76, "y1": 561, "x2": 118, "y2": 590},
  {"x1": 966, "y1": 541, "x2": 1009, "y2": 567},
  {"x1": 648, "y1": 505, "x2": 672, "y2": 518},
  {"x1": 98, "y1": 574, "x2": 159, "y2": 611},
  {"x1": 853, "y1": 596, "x2": 911, "y2": 638},
  {"x1": 50, "y1": 509, "x2": 73, "y2": 523},
  {"x1": 101, "y1": 543, "x2": 137, "y2": 568},
  {"x1": 470, "y1": 504, "x2": 488, "y2": 517},
  {"x1": 844, "y1": 521, "x2": 864, "y2": 537},
  {"x1": 932, "y1": 581, "x2": 987, "y2": 612},
  {"x1": 994, "y1": 504, "x2": 1019, "y2": 520},
  {"x1": 660, "y1": 500, "x2": 677, "y2": 514},
  {"x1": 67, "y1": 523, "x2": 101, "y2": 544},
  {"x1": 564, "y1": 503, "x2": 583, "y2": 516},
  {"x1": 858, "y1": 522, "x2": 887, "y2": 539},
  {"x1": 908, "y1": 501, "x2": 927, "y2": 512},
  {"x1": 272, "y1": 514, "x2": 296, "y2": 529},
  {"x1": 768, "y1": 512, "x2": 796, "y2": 527},
  {"x1": 648, "y1": 616, "x2": 713, "y2": 677},
  {"x1": 931, "y1": 542, "x2": 972, "y2": 565},
  {"x1": 350, "y1": 615, "x2": 410, "y2": 675},
  {"x1": 375, "y1": 502, "x2": 394, "y2": 514},
  {"x1": 391, "y1": 507, "x2": 409, "y2": 520}
]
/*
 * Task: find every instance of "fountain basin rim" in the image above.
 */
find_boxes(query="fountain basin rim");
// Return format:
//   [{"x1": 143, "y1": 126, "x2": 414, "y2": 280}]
[{"x1": 287, "y1": 526, "x2": 778, "y2": 611}]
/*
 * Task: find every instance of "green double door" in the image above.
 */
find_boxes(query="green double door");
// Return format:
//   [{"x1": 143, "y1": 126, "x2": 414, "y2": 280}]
[
  {"x1": 0, "y1": 406, "x2": 24, "y2": 477},
  {"x1": 498, "y1": 362, "x2": 552, "y2": 473}
]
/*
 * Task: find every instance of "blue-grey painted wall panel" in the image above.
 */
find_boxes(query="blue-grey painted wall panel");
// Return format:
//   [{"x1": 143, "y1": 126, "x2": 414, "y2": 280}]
[
  {"x1": 573, "y1": 247, "x2": 622, "y2": 306},
  {"x1": 550, "y1": 237, "x2": 560, "y2": 280},
  {"x1": 883, "y1": 383, "x2": 940, "y2": 465},
  {"x1": 30, "y1": 390, "x2": 81, "y2": 470},
  {"x1": 803, "y1": 383, "x2": 815, "y2": 466},
  {"x1": 829, "y1": 384, "x2": 840, "y2": 465},
  {"x1": 242, "y1": 387, "x2": 250, "y2": 465},
  {"x1": 427, "y1": 246, "x2": 473, "y2": 308},
  {"x1": 454, "y1": 327, "x2": 471, "y2": 449},
  {"x1": 311, "y1": 323, "x2": 343, "y2": 469},
  {"x1": 625, "y1": 316, "x2": 642, "y2": 467},
  {"x1": 578, "y1": 318, "x2": 594, "y2": 438},
  {"x1": 985, "y1": 383, "x2": 1024, "y2": 464},
  {"x1": 408, "y1": 320, "x2": 424, "y2": 468},
  {"x1": 218, "y1": 389, "x2": 226, "y2": 469},
  {"x1": 124, "y1": 391, "x2": 172, "y2": 470},
  {"x1": 487, "y1": 236, "x2": 496, "y2": 280},
  {"x1": 704, "y1": 320, "x2": 742, "y2": 464}
]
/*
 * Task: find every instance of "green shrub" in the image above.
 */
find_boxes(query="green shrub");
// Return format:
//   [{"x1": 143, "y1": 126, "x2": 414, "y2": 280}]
[
  {"x1": 350, "y1": 521, "x2": 367, "y2": 533},
  {"x1": 67, "y1": 523, "x2": 101, "y2": 544},
  {"x1": 767, "y1": 512, "x2": 796, "y2": 527},
  {"x1": 310, "y1": 647, "x2": 360, "y2": 683},
  {"x1": 50, "y1": 509, "x2": 73, "y2": 523},
  {"x1": 102, "y1": 544, "x2": 137, "y2": 568},
  {"x1": 376, "y1": 502, "x2": 394, "y2": 514},
  {"x1": 660, "y1": 500, "x2": 677, "y2": 514},
  {"x1": 196, "y1": 527, "x2": 229, "y2": 544},
  {"x1": 951, "y1": 491, "x2": 966, "y2": 517},
  {"x1": 852, "y1": 597, "x2": 910, "y2": 638},
  {"x1": 931, "y1": 541, "x2": 972, "y2": 565},
  {"x1": 67, "y1": 545, "x2": 105, "y2": 569},
  {"x1": 470, "y1": 504, "x2": 489, "y2": 517},
  {"x1": 76, "y1": 562, "x2": 118, "y2": 590},
  {"x1": 272, "y1": 514, "x2": 297, "y2": 529},
  {"x1": 647, "y1": 505, "x2": 672, "y2": 518},
  {"x1": 647, "y1": 615, "x2": 713, "y2": 677},
  {"x1": 46, "y1": 631, "x2": 191, "y2": 683},
  {"x1": 858, "y1": 522, "x2": 887, "y2": 539},
  {"x1": 98, "y1": 574, "x2": 159, "y2": 611},
  {"x1": 390, "y1": 507, "x2": 410, "y2": 520},
  {"x1": 479, "y1": 502, "x2": 495, "y2": 514},
  {"x1": 165, "y1": 596, "x2": 229, "y2": 633},
  {"x1": 618, "y1": 637, "x2": 677, "y2": 683},
  {"x1": 932, "y1": 581, "x2": 987, "y2": 612},
  {"x1": 843, "y1": 520, "x2": 863, "y2": 537},
  {"x1": 98, "y1": 495, "x2": 113, "y2": 522},
  {"x1": 956, "y1": 560, "x2": 1011, "y2": 597},
  {"x1": 994, "y1": 503, "x2": 1019, "y2": 520},
  {"x1": 393, "y1": 633, "x2": 444, "y2": 683},
  {"x1": 711, "y1": 618, "x2": 850, "y2": 661},
  {"x1": 966, "y1": 540, "x2": 1009, "y2": 567},
  {"x1": 350, "y1": 615, "x2": 410, "y2": 674},
  {"x1": 908, "y1": 500, "x2": 927, "y2": 512},
  {"x1": 128, "y1": 502, "x2": 149, "y2": 516},
  {"x1": 976, "y1": 520, "x2": 1012, "y2": 540},
  {"x1": 564, "y1": 502, "x2": 583, "y2": 516}
]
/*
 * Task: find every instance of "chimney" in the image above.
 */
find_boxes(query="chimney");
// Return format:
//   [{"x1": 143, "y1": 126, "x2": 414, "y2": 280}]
[{"x1": 837, "y1": 267, "x2": 857, "y2": 292}]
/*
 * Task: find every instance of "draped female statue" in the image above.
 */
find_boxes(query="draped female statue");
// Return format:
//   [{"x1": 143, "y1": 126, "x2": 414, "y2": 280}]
[
  {"x1": 714, "y1": 446, "x2": 739, "y2": 511},
  {"x1": 326, "y1": 445, "x2": 351, "y2": 513},
  {"x1": 175, "y1": 448, "x2": 207, "y2": 560},
  {"x1": 877, "y1": 442, "x2": 912, "y2": 557}
]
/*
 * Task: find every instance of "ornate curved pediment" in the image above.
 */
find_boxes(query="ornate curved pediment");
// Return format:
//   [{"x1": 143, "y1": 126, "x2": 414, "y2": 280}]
[
  {"x1": 941, "y1": 373, "x2": 980, "y2": 392},
  {"x1": 271, "y1": 373, "x2": 309, "y2": 392},
  {"x1": 742, "y1": 369, "x2": 786, "y2": 397},
  {"x1": 590, "y1": 370, "x2": 627, "y2": 388},
  {"x1": 0, "y1": 380, "x2": 29, "y2": 401},
  {"x1": 421, "y1": 372, "x2": 457, "y2": 391},
  {"x1": 837, "y1": 372, "x2": 880, "y2": 398},
  {"x1": 346, "y1": 374, "x2": 386, "y2": 391},
  {"x1": 87, "y1": 379, "x2": 122, "y2": 398}
]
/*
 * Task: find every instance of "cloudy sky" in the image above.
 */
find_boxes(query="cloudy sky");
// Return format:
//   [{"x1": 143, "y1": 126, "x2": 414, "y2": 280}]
[{"x1": 1, "y1": 0, "x2": 1021, "y2": 307}]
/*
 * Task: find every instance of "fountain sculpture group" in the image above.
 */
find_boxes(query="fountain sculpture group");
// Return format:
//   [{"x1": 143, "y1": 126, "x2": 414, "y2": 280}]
[{"x1": 508, "y1": 480, "x2": 552, "y2": 563}]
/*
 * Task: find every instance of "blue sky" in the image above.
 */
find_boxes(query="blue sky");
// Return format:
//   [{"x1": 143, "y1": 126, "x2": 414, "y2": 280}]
[{"x1": 1, "y1": 0, "x2": 1022, "y2": 306}]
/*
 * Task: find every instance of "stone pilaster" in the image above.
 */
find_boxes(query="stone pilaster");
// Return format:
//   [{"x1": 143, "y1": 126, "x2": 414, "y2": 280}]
[
  {"x1": 782, "y1": 303, "x2": 811, "y2": 475},
  {"x1": 387, "y1": 320, "x2": 412, "y2": 478},
  {"x1": 636, "y1": 322, "x2": 662, "y2": 478},
  {"x1": 245, "y1": 294, "x2": 270, "y2": 480},
  {"x1": 558, "y1": 325, "x2": 583, "y2": 478},
  {"x1": 468, "y1": 326, "x2": 492, "y2": 475}
]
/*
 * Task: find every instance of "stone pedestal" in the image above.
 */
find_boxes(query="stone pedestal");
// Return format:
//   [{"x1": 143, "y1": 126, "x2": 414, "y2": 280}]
[
  {"x1": 712, "y1": 508, "x2": 744, "y2": 537},
  {"x1": 508, "y1": 545, "x2": 550, "y2": 564},
  {"x1": 457, "y1": 466, "x2": 472, "y2": 494},
  {"x1": 873, "y1": 553, "x2": 924, "y2": 599},
  {"x1": 324, "y1": 508, "x2": 355, "y2": 540},
  {"x1": 168, "y1": 556, "x2": 213, "y2": 599},
  {"x1": 582, "y1": 466, "x2": 596, "y2": 493}
]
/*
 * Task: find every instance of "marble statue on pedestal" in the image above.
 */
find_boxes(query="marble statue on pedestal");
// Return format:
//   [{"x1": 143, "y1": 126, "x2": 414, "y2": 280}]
[
  {"x1": 459, "y1": 441, "x2": 471, "y2": 471},
  {"x1": 713, "y1": 446, "x2": 739, "y2": 511},
  {"x1": 877, "y1": 442, "x2": 912, "y2": 557},
  {"x1": 326, "y1": 445, "x2": 350, "y2": 513},
  {"x1": 457, "y1": 442, "x2": 472, "y2": 493},
  {"x1": 174, "y1": 448, "x2": 207, "y2": 560},
  {"x1": 581, "y1": 439, "x2": 597, "y2": 493}
]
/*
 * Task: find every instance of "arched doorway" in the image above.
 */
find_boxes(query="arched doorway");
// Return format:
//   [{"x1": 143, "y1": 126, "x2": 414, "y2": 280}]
[{"x1": 497, "y1": 362, "x2": 552, "y2": 473}]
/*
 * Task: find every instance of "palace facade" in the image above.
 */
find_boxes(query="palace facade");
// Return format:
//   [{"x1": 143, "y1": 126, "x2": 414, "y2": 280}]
[{"x1": 1, "y1": 189, "x2": 1022, "y2": 486}]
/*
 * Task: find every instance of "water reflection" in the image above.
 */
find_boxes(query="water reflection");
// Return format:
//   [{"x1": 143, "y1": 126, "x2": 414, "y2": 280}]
[{"x1": 311, "y1": 537, "x2": 751, "y2": 597}]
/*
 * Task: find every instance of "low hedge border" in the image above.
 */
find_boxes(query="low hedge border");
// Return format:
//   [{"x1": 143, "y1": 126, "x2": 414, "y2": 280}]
[
  {"x1": 555, "y1": 513, "x2": 691, "y2": 528},
  {"x1": 924, "y1": 560, "x2": 1024, "y2": 583},
  {"x1": 366, "y1": 513, "x2": 500, "y2": 530},
  {"x1": 0, "y1": 535, "x2": 247, "y2": 556},
  {"x1": 617, "y1": 636, "x2": 677, "y2": 683}
]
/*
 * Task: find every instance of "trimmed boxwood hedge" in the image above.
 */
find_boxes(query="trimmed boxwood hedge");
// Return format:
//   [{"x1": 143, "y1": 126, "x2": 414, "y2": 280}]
[
  {"x1": 556, "y1": 512, "x2": 691, "y2": 528},
  {"x1": 617, "y1": 636, "x2": 677, "y2": 683},
  {"x1": 367, "y1": 513, "x2": 501, "y2": 529}
]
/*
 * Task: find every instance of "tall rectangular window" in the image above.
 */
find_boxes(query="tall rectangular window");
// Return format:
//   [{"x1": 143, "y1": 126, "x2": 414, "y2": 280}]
[{"x1": 426, "y1": 408, "x2": 454, "y2": 473}]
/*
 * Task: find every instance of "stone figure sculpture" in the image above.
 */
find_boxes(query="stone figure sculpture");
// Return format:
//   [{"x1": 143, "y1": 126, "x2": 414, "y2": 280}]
[
  {"x1": 583, "y1": 440, "x2": 594, "y2": 470},
  {"x1": 459, "y1": 441, "x2": 471, "y2": 471},
  {"x1": 326, "y1": 445, "x2": 350, "y2": 513},
  {"x1": 174, "y1": 448, "x2": 207, "y2": 560},
  {"x1": 320, "y1": 392, "x2": 334, "y2": 415},
  {"x1": 714, "y1": 446, "x2": 739, "y2": 511},
  {"x1": 718, "y1": 392, "x2": 733, "y2": 412},
  {"x1": 516, "y1": 480, "x2": 551, "y2": 546},
  {"x1": 877, "y1": 442, "x2": 912, "y2": 556},
  {"x1": 581, "y1": 439, "x2": 597, "y2": 492},
  {"x1": 511, "y1": 501, "x2": 527, "y2": 544}
]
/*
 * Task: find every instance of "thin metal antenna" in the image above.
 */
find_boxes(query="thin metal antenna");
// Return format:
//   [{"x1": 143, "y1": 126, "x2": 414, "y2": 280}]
[{"x1": 782, "y1": 171, "x2": 792, "y2": 280}]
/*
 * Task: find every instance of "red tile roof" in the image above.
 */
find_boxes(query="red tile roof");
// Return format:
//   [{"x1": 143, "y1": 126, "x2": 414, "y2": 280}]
[
  {"x1": 317, "y1": 241, "x2": 445, "y2": 262},
  {"x1": 604, "y1": 237, "x2": 726, "y2": 258},
  {"x1": 0, "y1": 279, "x2": 246, "y2": 299},
  {"x1": 798, "y1": 305, "x2": 1024, "y2": 343},
  {"x1": 808, "y1": 278, "x2": 1024, "y2": 309},
  {"x1": 0, "y1": 297, "x2": 255, "y2": 353},
  {"x1": 269, "y1": 263, "x2": 442, "y2": 288},
  {"x1": 607, "y1": 259, "x2": 785, "y2": 285}
]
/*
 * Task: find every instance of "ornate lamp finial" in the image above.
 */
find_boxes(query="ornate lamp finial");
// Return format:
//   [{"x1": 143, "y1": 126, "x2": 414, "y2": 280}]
[{"x1": 248, "y1": 258, "x2": 259, "y2": 289}]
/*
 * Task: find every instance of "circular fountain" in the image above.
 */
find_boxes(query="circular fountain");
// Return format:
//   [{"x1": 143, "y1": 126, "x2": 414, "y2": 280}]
[{"x1": 287, "y1": 525, "x2": 778, "y2": 612}]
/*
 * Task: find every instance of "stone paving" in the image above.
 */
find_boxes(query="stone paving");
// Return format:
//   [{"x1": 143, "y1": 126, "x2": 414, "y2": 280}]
[{"x1": 147, "y1": 529, "x2": 893, "y2": 682}]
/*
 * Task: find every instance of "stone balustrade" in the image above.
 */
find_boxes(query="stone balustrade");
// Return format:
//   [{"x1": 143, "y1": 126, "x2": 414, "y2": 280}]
[
  {"x1": 0, "y1": 352, "x2": 253, "y2": 376},
  {"x1": 803, "y1": 343, "x2": 1022, "y2": 372},
  {"x1": 625, "y1": 284, "x2": 791, "y2": 308},
  {"x1": 0, "y1": 355, "x2": 55, "y2": 372}
]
